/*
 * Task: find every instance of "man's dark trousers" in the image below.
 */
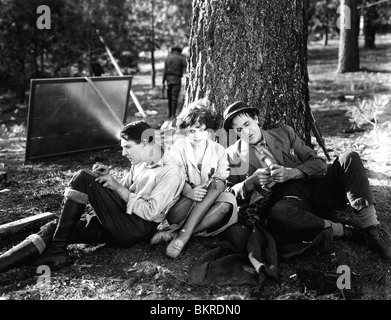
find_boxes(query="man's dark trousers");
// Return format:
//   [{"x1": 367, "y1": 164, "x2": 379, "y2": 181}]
[
  {"x1": 167, "y1": 83, "x2": 181, "y2": 118},
  {"x1": 267, "y1": 151, "x2": 374, "y2": 242},
  {"x1": 67, "y1": 170, "x2": 158, "y2": 247}
]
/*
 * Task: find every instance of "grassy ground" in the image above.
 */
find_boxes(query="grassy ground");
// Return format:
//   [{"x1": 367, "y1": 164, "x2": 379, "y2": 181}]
[{"x1": 0, "y1": 36, "x2": 391, "y2": 301}]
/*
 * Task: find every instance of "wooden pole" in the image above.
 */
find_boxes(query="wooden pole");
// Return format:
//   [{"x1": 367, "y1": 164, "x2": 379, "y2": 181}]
[
  {"x1": 0, "y1": 212, "x2": 56, "y2": 238},
  {"x1": 96, "y1": 30, "x2": 146, "y2": 118}
]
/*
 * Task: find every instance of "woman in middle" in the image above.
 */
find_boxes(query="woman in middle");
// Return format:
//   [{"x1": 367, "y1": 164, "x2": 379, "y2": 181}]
[{"x1": 151, "y1": 99, "x2": 238, "y2": 259}]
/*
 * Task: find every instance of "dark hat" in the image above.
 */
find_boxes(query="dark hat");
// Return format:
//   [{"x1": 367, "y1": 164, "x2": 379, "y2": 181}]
[{"x1": 223, "y1": 101, "x2": 259, "y2": 132}]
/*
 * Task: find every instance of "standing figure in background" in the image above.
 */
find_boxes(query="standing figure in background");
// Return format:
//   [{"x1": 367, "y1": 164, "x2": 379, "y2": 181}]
[
  {"x1": 162, "y1": 45, "x2": 187, "y2": 119},
  {"x1": 91, "y1": 56, "x2": 105, "y2": 76}
]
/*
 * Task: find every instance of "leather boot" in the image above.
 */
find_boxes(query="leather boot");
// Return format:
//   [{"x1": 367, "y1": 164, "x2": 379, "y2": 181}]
[
  {"x1": 32, "y1": 199, "x2": 85, "y2": 267},
  {"x1": 0, "y1": 219, "x2": 58, "y2": 273},
  {"x1": 37, "y1": 219, "x2": 58, "y2": 244}
]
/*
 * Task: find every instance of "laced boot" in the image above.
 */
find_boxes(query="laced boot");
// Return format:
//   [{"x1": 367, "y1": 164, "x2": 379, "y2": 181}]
[
  {"x1": 0, "y1": 219, "x2": 58, "y2": 273},
  {"x1": 32, "y1": 199, "x2": 86, "y2": 268}
]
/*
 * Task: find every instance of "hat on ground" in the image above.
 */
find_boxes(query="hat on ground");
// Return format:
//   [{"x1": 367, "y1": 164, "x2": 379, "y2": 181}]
[{"x1": 223, "y1": 101, "x2": 259, "y2": 132}]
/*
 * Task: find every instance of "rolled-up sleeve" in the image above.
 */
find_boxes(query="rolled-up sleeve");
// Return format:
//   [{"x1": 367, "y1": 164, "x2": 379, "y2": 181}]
[
  {"x1": 126, "y1": 192, "x2": 142, "y2": 216},
  {"x1": 120, "y1": 168, "x2": 134, "y2": 189},
  {"x1": 126, "y1": 168, "x2": 184, "y2": 222}
]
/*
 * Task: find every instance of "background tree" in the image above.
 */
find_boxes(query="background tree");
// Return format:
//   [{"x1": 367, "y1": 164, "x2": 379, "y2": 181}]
[
  {"x1": 337, "y1": 0, "x2": 360, "y2": 73},
  {"x1": 0, "y1": 0, "x2": 192, "y2": 100},
  {"x1": 186, "y1": 0, "x2": 312, "y2": 144},
  {"x1": 132, "y1": 0, "x2": 192, "y2": 87},
  {"x1": 361, "y1": 0, "x2": 391, "y2": 49},
  {"x1": 307, "y1": 0, "x2": 340, "y2": 45},
  {"x1": 363, "y1": 0, "x2": 380, "y2": 49}
]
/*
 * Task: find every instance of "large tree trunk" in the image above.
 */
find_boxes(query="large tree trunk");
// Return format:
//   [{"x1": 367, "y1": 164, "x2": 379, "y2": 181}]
[
  {"x1": 185, "y1": 0, "x2": 312, "y2": 145},
  {"x1": 364, "y1": 23, "x2": 376, "y2": 49},
  {"x1": 337, "y1": 0, "x2": 360, "y2": 73},
  {"x1": 363, "y1": 6, "x2": 378, "y2": 49}
]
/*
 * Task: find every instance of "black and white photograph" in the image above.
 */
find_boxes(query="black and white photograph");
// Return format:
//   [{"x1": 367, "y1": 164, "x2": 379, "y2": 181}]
[{"x1": 1, "y1": 0, "x2": 391, "y2": 306}]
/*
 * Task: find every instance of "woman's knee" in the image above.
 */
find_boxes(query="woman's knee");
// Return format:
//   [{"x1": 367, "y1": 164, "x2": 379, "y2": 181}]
[
  {"x1": 205, "y1": 202, "x2": 233, "y2": 218},
  {"x1": 218, "y1": 202, "x2": 233, "y2": 215},
  {"x1": 167, "y1": 197, "x2": 194, "y2": 224}
]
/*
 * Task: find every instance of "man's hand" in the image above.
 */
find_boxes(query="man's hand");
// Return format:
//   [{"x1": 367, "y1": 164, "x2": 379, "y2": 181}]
[
  {"x1": 249, "y1": 168, "x2": 273, "y2": 187},
  {"x1": 268, "y1": 164, "x2": 290, "y2": 183},
  {"x1": 95, "y1": 174, "x2": 121, "y2": 191},
  {"x1": 269, "y1": 164, "x2": 305, "y2": 183},
  {"x1": 92, "y1": 163, "x2": 110, "y2": 176}
]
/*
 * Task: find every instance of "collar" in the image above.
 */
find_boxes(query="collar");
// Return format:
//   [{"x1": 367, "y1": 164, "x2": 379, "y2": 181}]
[
  {"x1": 238, "y1": 129, "x2": 282, "y2": 167},
  {"x1": 184, "y1": 137, "x2": 209, "y2": 168},
  {"x1": 145, "y1": 149, "x2": 168, "y2": 169},
  {"x1": 252, "y1": 137, "x2": 267, "y2": 149}
]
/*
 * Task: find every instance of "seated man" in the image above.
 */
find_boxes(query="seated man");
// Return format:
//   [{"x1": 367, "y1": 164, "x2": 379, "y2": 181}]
[
  {"x1": 0, "y1": 121, "x2": 185, "y2": 272},
  {"x1": 223, "y1": 101, "x2": 391, "y2": 260}
]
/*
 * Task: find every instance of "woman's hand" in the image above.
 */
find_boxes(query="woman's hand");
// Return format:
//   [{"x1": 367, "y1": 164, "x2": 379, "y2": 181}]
[{"x1": 186, "y1": 186, "x2": 208, "y2": 202}]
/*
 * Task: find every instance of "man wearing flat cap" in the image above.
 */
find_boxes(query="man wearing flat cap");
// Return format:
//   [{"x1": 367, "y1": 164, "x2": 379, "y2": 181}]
[
  {"x1": 223, "y1": 101, "x2": 391, "y2": 261},
  {"x1": 163, "y1": 45, "x2": 187, "y2": 119}
]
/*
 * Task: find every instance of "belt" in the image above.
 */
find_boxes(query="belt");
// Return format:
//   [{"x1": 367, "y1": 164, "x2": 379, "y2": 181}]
[{"x1": 282, "y1": 196, "x2": 302, "y2": 201}]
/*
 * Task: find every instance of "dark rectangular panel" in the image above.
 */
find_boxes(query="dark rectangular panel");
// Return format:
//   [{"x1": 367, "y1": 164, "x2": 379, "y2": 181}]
[{"x1": 25, "y1": 76, "x2": 132, "y2": 161}]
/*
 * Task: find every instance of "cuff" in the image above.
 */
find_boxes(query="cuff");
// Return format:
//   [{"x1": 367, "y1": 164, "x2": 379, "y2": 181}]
[
  {"x1": 26, "y1": 234, "x2": 46, "y2": 254},
  {"x1": 64, "y1": 187, "x2": 88, "y2": 204},
  {"x1": 126, "y1": 193, "x2": 141, "y2": 215}
]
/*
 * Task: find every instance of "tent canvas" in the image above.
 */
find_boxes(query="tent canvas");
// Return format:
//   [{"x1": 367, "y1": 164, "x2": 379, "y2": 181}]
[{"x1": 25, "y1": 76, "x2": 132, "y2": 161}]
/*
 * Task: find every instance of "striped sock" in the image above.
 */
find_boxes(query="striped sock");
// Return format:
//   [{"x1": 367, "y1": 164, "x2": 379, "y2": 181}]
[{"x1": 357, "y1": 204, "x2": 380, "y2": 229}]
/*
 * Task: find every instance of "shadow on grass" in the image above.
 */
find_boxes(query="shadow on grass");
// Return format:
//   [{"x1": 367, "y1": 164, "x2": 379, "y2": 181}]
[
  {"x1": 307, "y1": 44, "x2": 338, "y2": 63},
  {"x1": 359, "y1": 67, "x2": 391, "y2": 74},
  {"x1": 311, "y1": 108, "x2": 352, "y2": 137}
]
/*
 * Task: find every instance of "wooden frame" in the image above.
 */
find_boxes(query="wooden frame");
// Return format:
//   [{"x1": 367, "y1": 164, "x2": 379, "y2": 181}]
[{"x1": 25, "y1": 76, "x2": 132, "y2": 161}]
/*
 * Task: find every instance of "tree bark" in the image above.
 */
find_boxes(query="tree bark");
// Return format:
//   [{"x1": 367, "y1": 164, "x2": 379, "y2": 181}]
[
  {"x1": 363, "y1": 6, "x2": 378, "y2": 49},
  {"x1": 364, "y1": 23, "x2": 376, "y2": 49},
  {"x1": 337, "y1": 0, "x2": 360, "y2": 73},
  {"x1": 324, "y1": 16, "x2": 329, "y2": 46},
  {"x1": 186, "y1": 0, "x2": 312, "y2": 145}
]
